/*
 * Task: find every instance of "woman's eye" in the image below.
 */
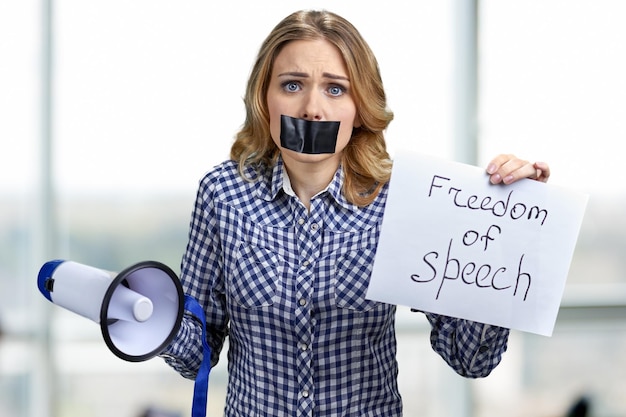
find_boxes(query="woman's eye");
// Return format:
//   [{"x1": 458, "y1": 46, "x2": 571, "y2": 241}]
[
  {"x1": 282, "y1": 81, "x2": 300, "y2": 92},
  {"x1": 328, "y1": 85, "x2": 345, "y2": 97}
]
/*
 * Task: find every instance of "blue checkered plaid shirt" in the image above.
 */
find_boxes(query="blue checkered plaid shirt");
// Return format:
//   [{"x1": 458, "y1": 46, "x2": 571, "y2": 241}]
[{"x1": 161, "y1": 158, "x2": 509, "y2": 416}]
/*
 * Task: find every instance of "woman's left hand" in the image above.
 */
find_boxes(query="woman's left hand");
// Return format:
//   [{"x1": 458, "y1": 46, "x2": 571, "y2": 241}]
[{"x1": 486, "y1": 154, "x2": 550, "y2": 185}]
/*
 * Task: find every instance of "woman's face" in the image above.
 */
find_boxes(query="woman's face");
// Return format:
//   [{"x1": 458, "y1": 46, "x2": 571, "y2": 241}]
[{"x1": 267, "y1": 39, "x2": 359, "y2": 164}]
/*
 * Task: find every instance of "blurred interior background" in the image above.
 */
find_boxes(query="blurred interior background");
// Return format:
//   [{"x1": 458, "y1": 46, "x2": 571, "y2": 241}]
[{"x1": 1, "y1": 1, "x2": 625, "y2": 416}]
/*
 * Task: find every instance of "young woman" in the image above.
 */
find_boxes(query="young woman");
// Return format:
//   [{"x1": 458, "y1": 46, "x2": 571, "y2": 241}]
[{"x1": 161, "y1": 10, "x2": 550, "y2": 416}]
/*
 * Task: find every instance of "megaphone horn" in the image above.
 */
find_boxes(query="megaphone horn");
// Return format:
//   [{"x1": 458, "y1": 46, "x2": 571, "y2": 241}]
[{"x1": 38, "y1": 260, "x2": 184, "y2": 362}]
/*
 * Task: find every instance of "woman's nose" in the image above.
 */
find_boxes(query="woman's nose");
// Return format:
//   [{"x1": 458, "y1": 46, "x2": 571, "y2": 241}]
[{"x1": 301, "y1": 90, "x2": 323, "y2": 120}]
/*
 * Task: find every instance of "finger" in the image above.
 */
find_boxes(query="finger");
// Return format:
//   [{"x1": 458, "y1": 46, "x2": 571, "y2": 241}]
[
  {"x1": 533, "y1": 161, "x2": 551, "y2": 183},
  {"x1": 486, "y1": 154, "x2": 514, "y2": 175},
  {"x1": 487, "y1": 155, "x2": 531, "y2": 185},
  {"x1": 500, "y1": 160, "x2": 534, "y2": 184},
  {"x1": 486, "y1": 154, "x2": 517, "y2": 184}
]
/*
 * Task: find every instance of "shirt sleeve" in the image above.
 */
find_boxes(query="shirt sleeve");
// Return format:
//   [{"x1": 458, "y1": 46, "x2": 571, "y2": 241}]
[
  {"x1": 159, "y1": 169, "x2": 229, "y2": 380},
  {"x1": 424, "y1": 312, "x2": 509, "y2": 378}
]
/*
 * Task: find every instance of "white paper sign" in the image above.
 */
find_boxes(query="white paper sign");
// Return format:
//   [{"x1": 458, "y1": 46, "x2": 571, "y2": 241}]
[{"x1": 366, "y1": 152, "x2": 588, "y2": 336}]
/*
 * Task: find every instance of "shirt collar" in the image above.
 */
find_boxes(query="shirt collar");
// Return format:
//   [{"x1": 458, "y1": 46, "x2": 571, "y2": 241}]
[{"x1": 258, "y1": 156, "x2": 358, "y2": 212}]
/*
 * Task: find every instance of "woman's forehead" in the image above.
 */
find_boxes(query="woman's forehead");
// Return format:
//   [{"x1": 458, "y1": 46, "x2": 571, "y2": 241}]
[{"x1": 272, "y1": 39, "x2": 348, "y2": 77}]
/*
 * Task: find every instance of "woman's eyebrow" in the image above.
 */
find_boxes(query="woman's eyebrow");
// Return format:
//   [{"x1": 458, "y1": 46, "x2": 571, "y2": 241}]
[
  {"x1": 277, "y1": 71, "x2": 349, "y2": 81},
  {"x1": 277, "y1": 71, "x2": 308, "y2": 78},
  {"x1": 322, "y1": 72, "x2": 350, "y2": 81}
]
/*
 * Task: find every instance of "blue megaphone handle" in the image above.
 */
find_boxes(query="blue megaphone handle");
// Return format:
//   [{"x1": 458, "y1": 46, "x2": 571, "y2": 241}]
[{"x1": 184, "y1": 295, "x2": 212, "y2": 417}]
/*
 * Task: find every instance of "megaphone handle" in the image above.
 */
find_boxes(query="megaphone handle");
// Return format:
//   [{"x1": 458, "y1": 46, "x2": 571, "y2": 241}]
[{"x1": 184, "y1": 295, "x2": 212, "y2": 417}]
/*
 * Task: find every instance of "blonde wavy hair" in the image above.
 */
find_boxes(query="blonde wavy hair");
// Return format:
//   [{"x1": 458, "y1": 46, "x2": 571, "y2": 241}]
[{"x1": 230, "y1": 10, "x2": 394, "y2": 206}]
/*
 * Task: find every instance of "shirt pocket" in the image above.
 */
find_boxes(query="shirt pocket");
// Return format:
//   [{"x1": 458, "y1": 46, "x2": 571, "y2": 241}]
[
  {"x1": 229, "y1": 243, "x2": 281, "y2": 308},
  {"x1": 333, "y1": 247, "x2": 380, "y2": 312}
]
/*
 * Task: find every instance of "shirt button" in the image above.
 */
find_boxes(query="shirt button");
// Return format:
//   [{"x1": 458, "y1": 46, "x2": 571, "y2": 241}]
[
  {"x1": 478, "y1": 345, "x2": 489, "y2": 353},
  {"x1": 298, "y1": 218, "x2": 305, "y2": 225},
  {"x1": 299, "y1": 298, "x2": 307, "y2": 306},
  {"x1": 302, "y1": 390, "x2": 310, "y2": 398},
  {"x1": 302, "y1": 260, "x2": 310, "y2": 267},
  {"x1": 310, "y1": 223, "x2": 319, "y2": 231},
  {"x1": 300, "y1": 343, "x2": 308, "y2": 351}
]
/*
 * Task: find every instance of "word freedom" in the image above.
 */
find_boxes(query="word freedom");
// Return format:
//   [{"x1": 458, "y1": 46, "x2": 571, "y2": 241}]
[{"x1": 428, "y1": 175, "x2": 549, "y2": 225}]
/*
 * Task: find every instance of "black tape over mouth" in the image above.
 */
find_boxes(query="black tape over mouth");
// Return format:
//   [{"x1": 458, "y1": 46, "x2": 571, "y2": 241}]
[{"x1": 279, "y1": 115, "x2": 340, "y2": 154}]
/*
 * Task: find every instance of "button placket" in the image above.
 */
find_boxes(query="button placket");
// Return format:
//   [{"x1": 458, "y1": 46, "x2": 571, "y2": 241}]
[{"x1": 292, "y1": 201, "x2": 324, "y2": 417}]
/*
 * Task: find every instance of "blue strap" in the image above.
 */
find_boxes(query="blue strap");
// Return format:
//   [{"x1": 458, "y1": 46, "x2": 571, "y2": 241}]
[{"x1": 184, "y1": 295, "x2": 212, "y2": 417}]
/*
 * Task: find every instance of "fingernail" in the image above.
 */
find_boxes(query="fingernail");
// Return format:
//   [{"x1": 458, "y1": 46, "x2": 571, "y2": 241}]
[
  {"x1": 487, "y1": 164, "x2": 497, "y2": 174},
  {"x1": 491, "y1": 174, "x2": 501, "y2": 184},
  {"x1": 503, "y1": 175, "x2": 514, "y2": 184}
]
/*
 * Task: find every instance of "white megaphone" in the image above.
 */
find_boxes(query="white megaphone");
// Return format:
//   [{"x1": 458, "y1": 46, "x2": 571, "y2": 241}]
[{"x1": 37, "y1": 260, "x2": 184, "y2": 362}]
